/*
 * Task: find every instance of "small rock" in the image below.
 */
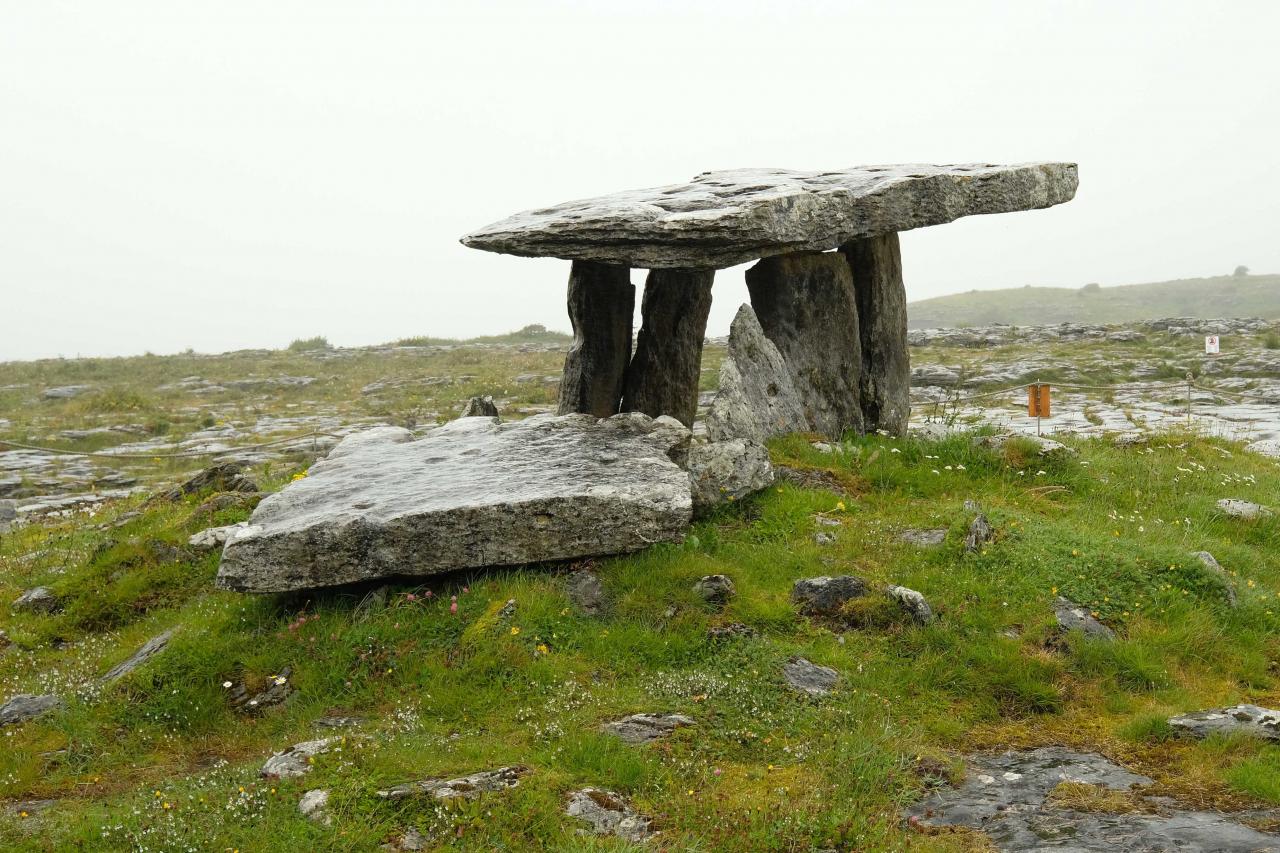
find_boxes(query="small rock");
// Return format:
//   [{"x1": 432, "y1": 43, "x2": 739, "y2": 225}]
[
  {"x1": 498, "y1": 599, "x2": 517, "y2": 619},
  {"x1": 977, "y1": 433, "x2": 1073, "y2": 458},
  {"x1": 1217, "y1": 499, "x2": 1272, "y2": 520},
  {"x1": 601, "y1": 712, "x2": 695, "y2": 744},
  {"x1": 964, "y1": 514, "x2": 994, "y2": 552},
  {"x1": 377, "y1": 766, "x2": 529, "y2": 801},
  {"x1": 1053, "y1": 596, "x2": 1114, "y2": 640},
  {"x1": 260, "y1": 737, "x2": 336, "y2": 778},
  {"x1": 461, "y1": 396, "x2": 499, "y2": 418},
  {"x1": 814, "y1": 532, "x2": 836, "y2": 545},
  {"x1": 886, "y1": 585, "x2": 935, "y2": 624},
  {"x1": 684, "y1": 439, "x2": 774, "y2": 513},
  {"x1": 42, "y1": 385, "x2": 92, "y2": 400},
  {"x1": 195, "y1": 492, "x2": 261, "y2": 515},
  {"x1": 707, "y1": 622, "x2": 757, "y2": 641},
  {"x1": 98, "y1": 629, "x2": 175, "y2": 685},
  {"x1": 298, "y1": 789, "x2": 330, "y2": 824},
  {"x1": 1192, "y1": 551, "x2": 1237, "y2": 606},
  {"x1": 383, "y1": 827, "x2": 429, "y2": 852},
  {"x1": 1168, "y1": 705, "x2": 1279, "y2": 742},
  {"x1": 693, "y1": 574, "x2": 735, "y2": 606},
  {"x1": 791, "y1": 575, "x2": 867, "y2": 617},
  {"x1": 158, "y1": 462, "x2": 259, "y2": 502},
  {"x1": 188, "y1": 522, "x2": 248, "y2": 551},
  {"x1": 0, "y1": 693, "x2": 61, "y2": 727},
  {"x1": 230, "y1": 665, "x2": 295, "y2": 714},
  {"x1": 353, "y1": 586, "x2": 389, "y2": 620},
  {"x1": 962, "y1": 499, "x2": 982, "y2": 512},
  {"x1": 565, "y1": 571, "x2": 607, "y2": 616},
  {"x1": 900, "y1": 528, "x2": 946, "y2": 548},
  {"x1": 12, "y1": 587, "x2": 60, "y2": 614},
  {"x1": 565, "y1": 788, "x2": 653, "y2": 842},
  {"x1": 783, "y1": 656, "x2": 839, "y2": 697}
]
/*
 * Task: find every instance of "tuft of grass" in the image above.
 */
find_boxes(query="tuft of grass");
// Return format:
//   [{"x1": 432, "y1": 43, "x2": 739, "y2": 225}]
[{"x1": 287, "y1": 336, "x2": 330, "y2": 352}]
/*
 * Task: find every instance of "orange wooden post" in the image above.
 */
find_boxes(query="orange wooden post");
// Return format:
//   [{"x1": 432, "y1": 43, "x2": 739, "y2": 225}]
[{"x1": 1027, "y1": 384, "x2": 1051, "y2": 435}]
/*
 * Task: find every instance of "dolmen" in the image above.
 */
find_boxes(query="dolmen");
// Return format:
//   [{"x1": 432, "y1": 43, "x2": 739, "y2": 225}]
[{"x1": 463, "y1": 163, "x2": 1078, "y2": 437}]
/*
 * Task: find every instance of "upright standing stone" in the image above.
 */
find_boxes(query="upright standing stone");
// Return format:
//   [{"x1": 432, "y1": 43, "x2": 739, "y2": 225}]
[
  {"x1": 841, "y1": 233, "x2": 910, "y2": 435},
  {"x1": 621, "y1": 269, "x2": 714, "y2": 427},
  {"x1": 745, "y1": 252, "x2": 864, "y2": 437},
  {"x1": 558, "y1": 261, "x2": 634, "y2": 418}
]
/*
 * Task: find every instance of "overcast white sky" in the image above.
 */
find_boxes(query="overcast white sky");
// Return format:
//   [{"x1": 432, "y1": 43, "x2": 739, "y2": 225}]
[{"x1": 3, "y1": 0, "x2": 1278, "y2": 361}]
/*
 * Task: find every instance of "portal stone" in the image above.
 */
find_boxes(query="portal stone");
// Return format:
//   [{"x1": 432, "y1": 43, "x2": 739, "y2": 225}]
[
  {"x1": 621, "y1": 268, "x2": 714, "y2": 427},
  {"x1": 558, "y1": 261, "x2": 634, "y2": 418},
  {"x1": 841, "y1": 232, "x2": 910, "y2": 434}
]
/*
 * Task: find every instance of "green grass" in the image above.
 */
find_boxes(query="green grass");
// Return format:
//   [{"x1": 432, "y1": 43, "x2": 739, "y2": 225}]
[{"x1": 3, "y1": 422, "x2": 1280, "y2": 850}]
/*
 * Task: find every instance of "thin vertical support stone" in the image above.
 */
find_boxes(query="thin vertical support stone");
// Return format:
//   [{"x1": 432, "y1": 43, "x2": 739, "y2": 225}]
[
  {"x1": 841, "y1": 233, "x2": 910, "y2": 435},
  {"x1": 558, "y1": 261, "x2": 635, "y2": 418},
  {"x1": 745, "y1": 251, "x2": 864, "y2": 438},
  {"x1": 621, "y1": 269, "x2": 715, "y2": 427}
]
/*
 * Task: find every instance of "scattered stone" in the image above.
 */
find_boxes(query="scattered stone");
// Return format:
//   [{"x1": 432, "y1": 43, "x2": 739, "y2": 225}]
[
  {"x1": 783, "y1": 656, "x2": 839, "y2": 697},
  {"x1": 217, "y1": 414, "x2": 693, "y2": 593},
  {"x1": 498, "y1": 599, "x2": 517, "y2": 619},
  {"x1": 814, "y1": 531, "x2": 836, "y2": 545},
  {"x1": 704, "y1": 304, "x2": 808, "y2": 443},
  {"x1": 1168, "y1": 705, "x2": 1280, "y2": 742},
  {"x1": 601, "y1": 712, "x2": 695, "y2": 744},
  {"x1": 1192, "y1": 551, "x2": 1237, "y2": 606},
  {"x1": 298, "y1": 789, "x2": 330, "y2": 824},
  {"x1": 12, "y1": 586, "x2": 60, "y2": 614},
  {"x1": 383, "y1": 827, "x2": 429, "y2": 852},
  {"x1": 899, "y1": 528, "x2": 947, "y2": 548},
  {"x1": 0, "y1": 498, "x2": 15, "y2": 533},
  {"x1": 977, "y1": 433, "x2": 1073, "y2": 458},
  {"x1": 815, "y1": 516, "x2": 841, "y2": 527},
  {"x1": 908, "y1": 747, "x2": 1278, "y2": 852},
  {"x1": 0, "y1": 694, "x2": 60, "y2": 727},
  {"x1": 313, "y1": 714, "x2": 364, "y2": 729},
  {"x1": 1053, "y1": 596, "x2": 1115, "y2": 640},
  {"x1": 565, "y1": 571, "x2": 607, "y2": 616},
  {"x1": 684, "y1": 439, "x2": 774, "y2": 513},
  {"x1": 773, "y1": 465, "x2": 850, "y2": 495},
  {"x1": 565, "y1": 788, "x2": 653, "y2": 842},
  {"x1": 195, "y1": 492, "x2": 261, "y2": 515},
  {"x1": 188, "y1": 522, "x2": 248, "y2": 551},
  {"x1": 42, "y1": 385, "x2": 93, "y2": 400},
  {"x1": 353, "y1": 586, "x2": 389, "y2": 620},
  {"x1": 964, "y1": 514, "x2": 994, "y2": 552},
  {"x1": 707, "y1": 622, "x2": 757, "y2": 641},
  {"x1": 230, "y1": 666, "x2": 295, "y2": 714},
  {"x1": 962, "y1": 499, "x2": 982, "y2": 513},
  {"x1": 158, "y1": 462, "x2": 259, "y2": 502},
  {"x1": 791, "y1": 575, "x2": 867, "y2": 617},
  {"x1": 1217, "y1": 498, "x2": 1272, "y2": 520},
  {"x1": 886, "y1": 585, "x2": 935, "y2": 624},
  {"x1": 461, "y1": 396, "x2": 499, "y2": 417},
  {"x1": 260, "y1": 737, "x2": 336, "y2": 778},
  {"x1": 461, "y1": 162, "x2": 1078, "y2": 269},
  {"x1": 98, "y1": 629, "x2": 175, "y2": 685},
  {"x1": 376, "y1": 766, "x2": 529, "y2": 801},
  {"x1": 692, "y1": 574, "x2": 735, "y2": 607}
]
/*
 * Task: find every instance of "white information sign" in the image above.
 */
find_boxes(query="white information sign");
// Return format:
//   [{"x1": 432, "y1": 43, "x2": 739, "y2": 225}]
[{"x1": 1205, "y1": 335, "x2": 1220, "y2": 355}]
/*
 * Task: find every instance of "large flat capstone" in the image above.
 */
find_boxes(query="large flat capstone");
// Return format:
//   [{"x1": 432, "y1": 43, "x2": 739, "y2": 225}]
[
  {"x1": 461, "y1": 163, "x2": 1078, "y2": 269},
  {"x1": 216, "y1": 414, "x2": 693, "y2": 593}
]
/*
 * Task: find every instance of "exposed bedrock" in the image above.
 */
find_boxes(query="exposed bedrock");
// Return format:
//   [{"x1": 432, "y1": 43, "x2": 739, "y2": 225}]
[
  {"x1": 745, "y1": 252, "x2": 864, "y2": 438},
  {"x1": 621, "y1": 268, "x2": 714, "y2": 427},
  {"x1": 558, "y1": 261, "x2": 634, "y2": 418},
  {"x1": 841, "y1": 232, "x2": 910, "y2": 435}
]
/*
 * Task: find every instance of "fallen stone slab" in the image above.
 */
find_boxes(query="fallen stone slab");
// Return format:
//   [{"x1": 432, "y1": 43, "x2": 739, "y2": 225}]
[
  {"x1": 565, "y1": 788, "x2": 654, "y2": 842},
  {"x1": 684, "y1": 438, "x2": 773, "y2": 513},
  {"x1": 704, "y1": 304, "x2": 808, "y2": 443},
  {"x1": 792, "y1": 575, "x2": 867, "y2": 617},
  {"x1": 886, "y1": 585, "x2": 935, "y2": 624},
  {"x1": 12, "y1": 586, "x2": 60, "y2": 614},
  {"x1": 601, "y1": 713, "x2": 695, "y2": 744},
  {"x1": 0, "y1": 694, "x2": 61, "y2": 727},
  {"x1": 217, "y1": 413, "x2": 693, "y2": 593},
  {"x1": 907, "y1": 747, "x2": 1279, "y2": 852},
  {"x1": 900, "y1": 528, "x2": 947, "y2": 548},
  {"x1": 462, "y1": 163, "x2": 1078, "y2": 269},
  {"x1": 783, "y1": 657, "x2": 839, "y2": 697},
  {"x1": 1168, "y1": 705, "x2": 1280, "y2": 742},
  {"x1": 260, "y1": 737, "x2": 337, "y2": 778},
  {"x1": 189, "y1": 522, "x2": 248, "y2": 552},
  {"x1": 98, "y1": 629, "x2": 175, "y2": 686},
  {"x1": 1053, "y1": 597, "x2": 1115, "y2": 641},
  {"x1": 1217, "y1": 498, "x2": 1272, "y2": 520},
  {"x1": 376, "y1": 766, "x2": 529, "y2": 801}
]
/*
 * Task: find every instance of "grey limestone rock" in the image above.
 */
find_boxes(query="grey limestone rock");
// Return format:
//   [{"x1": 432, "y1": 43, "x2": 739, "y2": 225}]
[
  {"x1": 622, "y1": 268, "x2": 714, "y2": 427},
  {"x1": 297, "y1": 789, "x2": 330, "y2": 824},
  {"x1": 158, "y1": 462, "x2": 258, "y2": 502},
  {"x1": 842, "y1": 232, "x2": 911, "y2": 435},
  {"x1": 12, "y1": 586, "x2": 60, "y2": 614},
  {"x1": 692, "y1": 574, "x2": 736, "y2": 606},
  {"x1": 377, "y1": 766, "x2": 529, "y2": 801},
  {"x1": 1169, "y1": 705, "x2": 1279, "y2": 742},
  {"x1": 886, "y1": 585, "x2": 935, "y2": 624},
  {"x1": 704, "y1": 304, "x2": 809, "y2": 443},
  {"x1": 1192, "y1": 551, "x2": 1237, "y2": 606},
  {"x1": 558, "y1": 261, "x2": 634, "y2": 418},
  {"x1": 565, "y1": 788, "x2": 653, "y2": 841},
  {"x1": 900, "y1": 528, "x2": 947, "y2": 548},
  {"x1": 188, "y1": 522, "x2": 248, "y2": 552},
  {"x1": 684, "y1": 438, "x2": 773, "y2": 513},
  {"x1": 42, "y1": 385, "x2": 93, "y2": 400},
  {"x1": 964, "y1": 514, "x2": 995, "y2": 552},
  {"x1": 0, "y1": 694, "x2": 61, "y2": 727},
  {"x1": 260, "y1": 737, "x2": 336, "y2": 778},
  {"x1": 461, "y1": 395, "x2": 499, "y2": 417},
  {"x1": 216, "y1": 414, "x2": 693, "y2": 593},
  {"x1": 1054, "y1": 596, "x2": 1115, "y2": 640},
  {"x1": 98, "y1": 629, "x2": 175, "y2": 686},
  {"x1": 746, "y1": 251, "x2": 864, "y2": 438},
  {"x1": 601, "y1": 712, "x2": 695, "y2": 744},
  {"x1": 565, "y1": 571, "x2": 607, "y2": 616},
  {"x1": 462, "y1": 163, "x2": 1079, "y2": 269},
  {"x1": 791, "y1": 575, "x2": 867, "y2": 617},
  {"x1": 783, "y1": 656, "x2": 839, "y2": 697},
  {"x1": 1217, "y1": 498, "x2": 1272, "y2": 520}
]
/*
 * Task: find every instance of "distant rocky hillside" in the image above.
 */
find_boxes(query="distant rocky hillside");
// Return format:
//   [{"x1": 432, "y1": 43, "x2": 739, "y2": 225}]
[{"x1": 907, "y1": 273, "x2": 1280, "y2": 329}]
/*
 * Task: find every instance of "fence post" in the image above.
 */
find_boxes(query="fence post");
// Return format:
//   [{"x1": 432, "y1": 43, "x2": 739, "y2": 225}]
[{"x1": 1186, "y1": 372, "x2": 1193, "y2": 426}]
